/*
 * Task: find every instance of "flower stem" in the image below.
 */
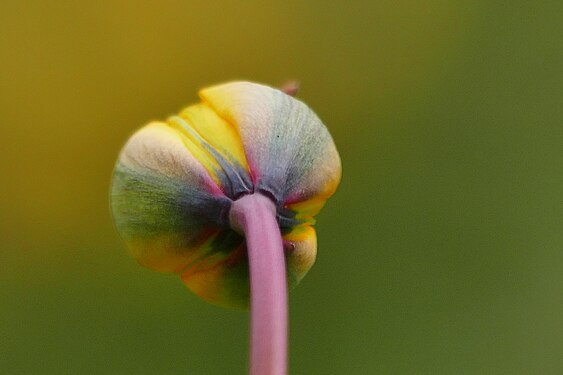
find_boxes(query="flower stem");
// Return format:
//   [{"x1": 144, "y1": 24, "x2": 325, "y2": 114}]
[{"x1": 229, "y1": 193, "x2": 288, "y2": 375}]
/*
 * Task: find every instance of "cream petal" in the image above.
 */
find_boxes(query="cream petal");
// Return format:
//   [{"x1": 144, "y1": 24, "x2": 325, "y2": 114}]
[{"x1": 200, "y1": 82, "x2": 341, "y2": 207}]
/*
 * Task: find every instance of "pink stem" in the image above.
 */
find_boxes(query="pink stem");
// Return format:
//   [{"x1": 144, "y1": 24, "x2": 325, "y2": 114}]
[
  {"x1": 280, "y1": 81, "x2": 300, "y2": 97},
  {"x1": 229, "y1": 194, "x2": 288, "y2": 375}
]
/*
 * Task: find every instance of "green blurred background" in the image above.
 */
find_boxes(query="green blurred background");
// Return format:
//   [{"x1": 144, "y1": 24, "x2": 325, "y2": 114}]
[{"x1": 1, "y1": 1, "x2": 562, "y2": 374}]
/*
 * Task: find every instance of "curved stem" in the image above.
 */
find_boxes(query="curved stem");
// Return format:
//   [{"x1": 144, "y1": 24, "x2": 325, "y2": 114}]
[
  {"x1": 280, "y1": 81, "x2": 300, "y2": 97},
  {"x1": 229, "y1": 194, "x2": 288, "y2": 375}
]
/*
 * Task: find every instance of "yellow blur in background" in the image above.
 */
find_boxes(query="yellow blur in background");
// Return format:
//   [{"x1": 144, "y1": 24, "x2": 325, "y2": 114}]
[{"x1": 1, "y1": 1, "x2": 562, "y2": 374}]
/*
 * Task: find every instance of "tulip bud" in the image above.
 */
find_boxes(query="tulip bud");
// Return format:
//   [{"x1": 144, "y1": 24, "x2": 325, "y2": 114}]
[{"x1": 111, "y1": 81, "x2": 341, "y2": 309}]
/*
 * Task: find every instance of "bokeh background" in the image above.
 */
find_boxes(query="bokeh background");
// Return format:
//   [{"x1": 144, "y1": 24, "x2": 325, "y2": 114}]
[{"x1": 1, "y1": 1, "x2": 562, "y2": 374}]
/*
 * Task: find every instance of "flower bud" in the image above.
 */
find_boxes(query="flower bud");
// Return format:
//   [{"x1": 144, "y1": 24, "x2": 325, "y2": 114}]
[{"x1": 111, "y1": 82, "x2": 341, "y2": 309}]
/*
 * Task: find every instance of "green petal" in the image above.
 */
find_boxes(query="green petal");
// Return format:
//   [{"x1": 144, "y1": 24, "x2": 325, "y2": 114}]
[{"x1": 111, "y1": 122, "x2": 231, "y2": 273}]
